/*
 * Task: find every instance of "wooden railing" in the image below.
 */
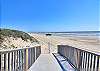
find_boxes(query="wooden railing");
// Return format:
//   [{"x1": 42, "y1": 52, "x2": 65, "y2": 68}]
[
  {"x1": 58, "y1": 45, "x2": 100, "y2": 71},
  {"x1": 0, "y1": 46, "x2": 41, "y2": 71}
]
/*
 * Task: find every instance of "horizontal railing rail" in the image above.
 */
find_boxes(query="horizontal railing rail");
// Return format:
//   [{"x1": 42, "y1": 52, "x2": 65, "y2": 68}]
[
  {"x1": 58, "y1": 45, "x2": 100, "y2": 71},
  {"x1": 0, "y1": 46, "x2": 41, "y2": 71}
]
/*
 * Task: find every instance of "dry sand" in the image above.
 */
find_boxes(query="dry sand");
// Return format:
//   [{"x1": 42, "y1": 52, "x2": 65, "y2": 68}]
[{"x1": 29, "y1": 33, "x2": 100, "y2": 55}]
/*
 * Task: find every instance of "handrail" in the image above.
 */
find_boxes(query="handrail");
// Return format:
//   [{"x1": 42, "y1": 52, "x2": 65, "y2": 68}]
[
  {"x1": 58, "y1": 45, "x2": 100, "y2": 71},
  {"x1": 0, "y1": 46, "x2": 41, "y2": 71},
  {"x1": 0, "y1": 45, "x2": 40, "y2": 54}
]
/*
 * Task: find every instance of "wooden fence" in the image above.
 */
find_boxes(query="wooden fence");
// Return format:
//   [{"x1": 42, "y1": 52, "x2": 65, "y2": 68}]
[
  {"x1": 0, "y1": 46, "x2": 41, "y2": 71},
  {"x1": 58, "y1": 45, "x2": 100, "y2": 71}
]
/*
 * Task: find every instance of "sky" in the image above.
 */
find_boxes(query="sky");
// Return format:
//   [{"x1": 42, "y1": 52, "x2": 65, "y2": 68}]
[{"x1": 0, "y1": 0, "x2": 100, "y2": 32}]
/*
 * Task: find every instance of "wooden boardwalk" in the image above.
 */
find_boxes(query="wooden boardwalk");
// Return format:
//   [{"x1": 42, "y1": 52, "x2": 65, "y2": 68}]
[
  {"x1": 28, "y1": 33, "x2": 63, "y2": 71},
  {"x1": 28, "y1": 33, "x2": 100, "y2": 71},
  {"x1": 28, "y1": 54, "x2": 62, "y2": 71}
]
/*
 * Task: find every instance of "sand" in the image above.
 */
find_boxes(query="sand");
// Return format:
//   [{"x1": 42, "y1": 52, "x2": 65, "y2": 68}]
[{"x1": 29, "y1": 33, "x2": 100, "y2": 55}]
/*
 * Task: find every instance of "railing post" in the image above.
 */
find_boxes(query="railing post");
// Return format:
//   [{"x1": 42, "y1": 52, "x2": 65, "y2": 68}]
[
  {"x1": 11, "y1": 52, "x2": 14, "y2": 71},
  {"x1": 86, "y1": 53, "x2": 90, "y2": 71},
  {"x1": 32, "y1": 48, "x2": 35, "y2": 63},
  {"x1": 31, "y1": 48, "x2": 32, "y2": 65},
  {"x1": 85, "y1": 52, "x2": 88, "y2": 71},
  {"x1": 93, "y1": 55, "x2": 96, "y2": 71},
  {"x1": 21, "y1": 50, "x2": 24, "y2": 71},
  {"x1": 35, "y1": 47, "x2": 36, "y2": 60},
  {"x1": 90, "y1": 54, "x2": 93, "y2": 71},
  {"x1": 0, "y1": 53, "x2": 1, "y2": 71},
  {"x1": 4, "y1": 54, "x2": 7, "y2": 71},
  {"x1": 14, "y1": 51, "x2": 16, "y2": 71},
  {"x1": 98, "y1": 56, "x2": 100, "y2": 71},
  {"x1": 16, "y1": 51, "x2": 19, "y2": 71},
  {"x1": 8, "y1": 53, "x2": 10, "y2": 71},
  {"x1": 26, "y1": 48, "x2": 28, "y2": 71},
  {"x1": 18, "y1": 50, "x2": 20, "y2": 71},
  {"x1": 28, "y1": 48, "x2": 30, "y2": 68},
  {"x1": 78, "y1": 50, "x2": 82, "y2": 71},
  {"x1": 24, "y1": 49, "x2": 26, "y2": 71},
  {"x1": 30, "y1": 48, "x2": 32, "y2": 66},
  {"x1": 19, "y1": 50, "x2": 23, "y2": 71},
  {"x1": 31, "y1": 48, "x2": 33, "y2": 64}
]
